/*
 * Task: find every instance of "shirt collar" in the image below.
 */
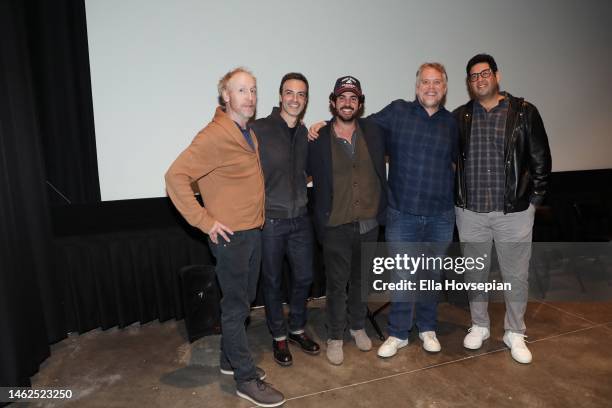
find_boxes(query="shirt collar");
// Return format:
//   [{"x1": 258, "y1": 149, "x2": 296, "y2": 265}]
[
  {"x1": 412, "y1": 99, "x2": 447, "y2": 118},
  {"x1": 330, "y1": 118, "x2": 360, "y2": 136},
  {"x1": 233, "y1": 121, "x2": 247, "y2": 131},
  {"x1": 474, "y1": 91, "x2": 509, "y2": 112}
]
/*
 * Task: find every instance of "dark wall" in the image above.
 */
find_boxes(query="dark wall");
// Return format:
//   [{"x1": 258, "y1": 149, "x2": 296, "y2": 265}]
[
  {"x1": 538, "y1": 169, "x2": 612, "y2": 242},
  {"x1": 51, "y1": 196, "x2": 327, "y2": 335}
]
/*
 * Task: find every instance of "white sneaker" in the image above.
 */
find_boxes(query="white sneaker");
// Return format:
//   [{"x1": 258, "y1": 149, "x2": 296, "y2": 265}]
[
  {"x1": 419, "y1": 331, "x2": 441, "y2": 353},
  {"x1": 377, "y1": 336, "x2": 408, "y2": 358},
  {"x1": 463, "y1": 325, "x2": 490, "y2": 350},
  {"x1": 503, "y1": 331, "x2": 532, "y2": 364}
]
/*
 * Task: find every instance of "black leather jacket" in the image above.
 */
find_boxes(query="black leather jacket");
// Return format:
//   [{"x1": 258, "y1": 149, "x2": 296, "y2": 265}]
[{"x1": 453, "y1": 92, "x2": 552, "y2": 213}]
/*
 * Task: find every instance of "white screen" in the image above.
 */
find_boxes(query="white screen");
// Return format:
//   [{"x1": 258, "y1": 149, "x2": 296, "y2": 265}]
[{"x1": 85, "y1": 0, "x2": 612, "y2": 201}]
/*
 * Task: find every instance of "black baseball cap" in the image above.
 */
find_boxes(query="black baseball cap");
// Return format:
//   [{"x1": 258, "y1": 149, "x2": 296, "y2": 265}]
[{"x1": 333, "y1": 75, "x2": 362, "y2": 97}]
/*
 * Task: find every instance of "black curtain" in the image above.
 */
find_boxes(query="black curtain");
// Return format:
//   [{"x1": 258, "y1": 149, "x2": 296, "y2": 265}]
[
  {"x1": 26, "y1": 0, "x2": 100, "y2": 204},
  {"x1": 0, "y1": 0, "x2": 98, "y2": 387},
  {"x1": 0, "y1": 0, "x2": 54, "y2": 387}
]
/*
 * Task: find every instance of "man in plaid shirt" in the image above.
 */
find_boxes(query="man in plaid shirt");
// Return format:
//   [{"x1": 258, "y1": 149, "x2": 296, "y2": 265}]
[
  {"x1": 454, "y1": 54, "x2": 552, "y2": 364},
  {"x1": 372, "y1": 63, "x2": 459, "y2": 359}
]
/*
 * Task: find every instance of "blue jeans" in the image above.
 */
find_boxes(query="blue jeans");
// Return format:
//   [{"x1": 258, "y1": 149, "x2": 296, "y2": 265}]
[
  {"x1": 208, "y1": 229, "x2": 261, "y2": 384},
  {"x1": 261, "y1": 215, "x2": 314, "y2": 338},
  {"x1": 385, "y1": 207, "x2": 454, "y2": 339}
]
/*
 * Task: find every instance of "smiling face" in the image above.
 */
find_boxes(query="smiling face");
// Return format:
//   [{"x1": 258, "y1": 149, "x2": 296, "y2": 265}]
[
  {"x1": 222, "y1": 71, "x2": 257, "y2": 126},
  {"x1": 415, "y1": 66, "x2": 447, "y2": 115},
  {"x1": 279, "y1": 79, "x2": 308, "y2": 123},
  {"x1": 468, "y1": 62, "x2": 501, "y2": 102},
  {"x1": 331, "y1": 91, "x2": 361, "y2": 122}
]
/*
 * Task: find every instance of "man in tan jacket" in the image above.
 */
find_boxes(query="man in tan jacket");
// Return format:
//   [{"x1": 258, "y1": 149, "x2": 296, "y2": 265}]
[{"x1": 165, "y1": 67, "x2": 284, "y2": 407}]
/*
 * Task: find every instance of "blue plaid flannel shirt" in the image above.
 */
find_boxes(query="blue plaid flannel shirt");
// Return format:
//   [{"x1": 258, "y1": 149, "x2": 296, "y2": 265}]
[{"x1": 369, "y1": 99, "x2": 459, "y2": 216}]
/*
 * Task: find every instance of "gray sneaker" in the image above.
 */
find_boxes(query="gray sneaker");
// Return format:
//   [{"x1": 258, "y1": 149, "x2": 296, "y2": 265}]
[
  {"x1": 220, "y1": 366, "x2": 266, "y2": 381},
  {"x1": 349, "y1": 329, "x2": 372, "y2": 351},
  {"x1": 236, "y1": 378, "x2": 285, "y2": 407},
  {"x1": 326, "y1": 339, "x2": 344, "y2": 365}
]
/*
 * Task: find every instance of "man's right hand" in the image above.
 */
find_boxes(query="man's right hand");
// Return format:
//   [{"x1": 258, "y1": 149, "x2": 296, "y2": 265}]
[
  {"x1": 307, "y1": 121, "x2": 327, "y2": 141},
  {"x1": 207, "y1": 221, "x2": 234, "y2": 244}
]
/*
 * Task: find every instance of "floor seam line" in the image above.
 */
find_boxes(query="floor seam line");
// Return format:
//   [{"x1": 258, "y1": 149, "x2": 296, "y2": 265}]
[
  {"x1": 282, "y1": 347, "x2": 510, "y2": 403},
  {"x1": 526, "y1": 322, "x2": 611, "y2": 344},
  {"x1": 533, "y1": 300, "x2": 598, "y2": 325},
  {"x1": 280, "y1": 322, "x2": 611, "y2": 405}
]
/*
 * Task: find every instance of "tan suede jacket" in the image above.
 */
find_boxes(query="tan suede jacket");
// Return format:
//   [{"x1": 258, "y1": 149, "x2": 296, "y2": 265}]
[{"x1": 165, "y1": 107, "x2": 265, "y2": 233}]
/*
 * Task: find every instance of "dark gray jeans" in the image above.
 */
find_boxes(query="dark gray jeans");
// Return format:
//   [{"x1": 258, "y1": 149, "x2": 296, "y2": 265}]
[
  {"x1": 208, "y1": 229, "x2": 261, "y2": 383},
  {"x1": 322, "y1": 223, "x2": 378, "y2": 340},
  {"x1": 261, "y1": 215, "x2": 314, "y2": 338}
]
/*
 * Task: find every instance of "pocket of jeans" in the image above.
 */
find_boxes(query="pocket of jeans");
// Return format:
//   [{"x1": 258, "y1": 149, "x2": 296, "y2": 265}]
[
  {"x1": 528, "y1": 203, "x2": 536, "y2": 213},
  {"x1": 263, "y1": 218, "x2": 277, "y2": 235},
  {"x1": 217, "y1": 232, "x2": 244, "y2": 248}
]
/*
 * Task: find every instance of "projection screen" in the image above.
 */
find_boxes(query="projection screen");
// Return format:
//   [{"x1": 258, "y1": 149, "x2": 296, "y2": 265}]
[{"x1": 85, "y1": 0, "x2": 612, "y2": 201}]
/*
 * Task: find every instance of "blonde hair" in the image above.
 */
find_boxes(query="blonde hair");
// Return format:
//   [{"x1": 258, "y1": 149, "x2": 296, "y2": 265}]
[
  {"x1": 415, "y1": 62, "x2": 448, "y2": 85},
  {"x1": 217, "y1": 67, "x2": 255, "y2": 106}
]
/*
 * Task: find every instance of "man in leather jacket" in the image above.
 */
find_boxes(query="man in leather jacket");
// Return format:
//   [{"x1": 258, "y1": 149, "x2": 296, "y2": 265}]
[{"x1": 453, "y1": 54, "x2": 552, "y2": 364}]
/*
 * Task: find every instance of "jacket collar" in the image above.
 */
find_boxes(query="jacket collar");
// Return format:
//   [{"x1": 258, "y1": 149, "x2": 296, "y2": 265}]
[
  {"x1": 212, "y1": 106, "x2": 258, "y2": 151},
  {"x1": 270, "y1": 106, "x2": 301, "y2": 127},
  {"x1": 269, "y1": 106, "x2": 285, "y2": 124},
  {"x1": 468, "y1": 91, "x2": 520, "y2": 112}
]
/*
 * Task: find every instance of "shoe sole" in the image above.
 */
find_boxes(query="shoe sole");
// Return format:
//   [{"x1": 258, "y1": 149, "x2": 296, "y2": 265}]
[
  {"x1": 236, "y1": 390, "x2": 286, "y2": 407},
  {"x1": 288, "y1": 338, "x2": 321, "y2": 355},
  {"x1": 220, "y1": 368, "x2": 266, "y2": 381},
  {"x1": 463, "y1": 333, "x2": 490, "y2": 350},
  {"x1": 377, "y1": 341, "x2": 408, "y2": 358},
  {"x1": 273, "y1": 357, "x2": 293, "y2": 367},
  {"x1": 422, "y1": 345, "x2": 441, "y2": 353},
  {"x1": 503, "y1": 337, "x2": 532, "y2": 364}
]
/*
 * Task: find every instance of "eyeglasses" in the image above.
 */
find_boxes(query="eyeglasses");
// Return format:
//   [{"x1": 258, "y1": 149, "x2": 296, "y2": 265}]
[{"x1": 468, "y1": 68, "x2": 493, "y2": 82}]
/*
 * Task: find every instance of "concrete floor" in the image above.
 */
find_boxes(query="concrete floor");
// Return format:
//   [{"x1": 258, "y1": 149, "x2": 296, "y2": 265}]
[{"x1": 27, "y1": 299, "x2": 612, "y2": 408}]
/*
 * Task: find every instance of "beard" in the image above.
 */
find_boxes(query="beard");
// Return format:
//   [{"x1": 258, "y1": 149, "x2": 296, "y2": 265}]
[
  {"x1": 333, "y1": 105, "x2": 358, "y2": 122},
  {"x1": 473, "y1": 81, "x2": 499, "y2": 99}
]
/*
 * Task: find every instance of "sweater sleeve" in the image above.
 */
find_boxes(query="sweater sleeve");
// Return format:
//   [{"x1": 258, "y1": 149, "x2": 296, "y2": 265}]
[{"x1": 164, "y1": 128, "x2": 219, "y2": 233}]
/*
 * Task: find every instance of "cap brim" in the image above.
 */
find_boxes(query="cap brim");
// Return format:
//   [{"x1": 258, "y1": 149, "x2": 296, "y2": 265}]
[{"x1": 334, "y1": 86, "x2": 362, "y2": 97}]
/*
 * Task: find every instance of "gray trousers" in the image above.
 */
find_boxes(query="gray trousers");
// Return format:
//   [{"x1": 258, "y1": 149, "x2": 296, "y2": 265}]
[{"x1": 455, "y1": 205, "x2": 535, "y2": 333}]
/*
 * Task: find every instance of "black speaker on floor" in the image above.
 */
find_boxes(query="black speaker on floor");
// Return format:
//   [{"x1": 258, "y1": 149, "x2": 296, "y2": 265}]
[{"x1": 179, "y1": 264, "x2": 222, "y2": 342}]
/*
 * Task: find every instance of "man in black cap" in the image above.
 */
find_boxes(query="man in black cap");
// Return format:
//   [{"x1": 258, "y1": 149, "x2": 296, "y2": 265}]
[{"x1": 308, "y1": 76, "x2": 387, "y2": 365}]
